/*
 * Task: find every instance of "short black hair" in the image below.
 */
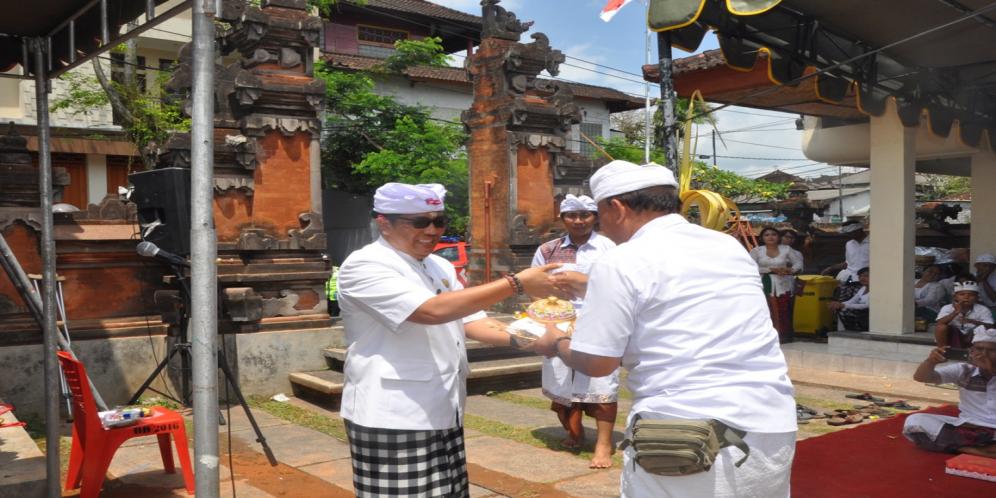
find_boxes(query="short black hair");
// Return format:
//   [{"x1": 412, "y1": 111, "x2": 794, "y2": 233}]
[
  {"x1": 857, "y1": 267, "x2": 870, "y2": 276},
  {"x1": 759, "y1": 226, "x2": 781, "y2": 239},
  {"x1": 606, "y1": 185, "x2": 681, "y2": 214}
]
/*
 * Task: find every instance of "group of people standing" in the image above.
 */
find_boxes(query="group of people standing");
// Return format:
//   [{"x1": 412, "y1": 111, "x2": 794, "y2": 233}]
[{"x1": 333, "y1": 160, "x2": 798, "y2": 497}]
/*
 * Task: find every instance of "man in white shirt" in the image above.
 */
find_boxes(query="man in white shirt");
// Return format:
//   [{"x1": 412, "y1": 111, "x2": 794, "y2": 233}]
[
  {"x1": 934, "y1": 282, "x2": 994, "y2": 348},
  {"x1": 974, "y1": 253, "x2": 996, "y2": 309},
  {"x1": 904, "y1": 327, "x2": 996, "y2": 457},
  {"x1": 535, "y1": 161, "x2": 797, "y2": 497},
  {"x1": 337, "y1": 182, "x2": 559, "y2": 497},
  {"x1": 821, "y1": 222, "x2": 869, "y2": 284},
  {"x1": 828, "y1": 267, "x2": 870, "y2": 331},
  {"x1": 532, "y1": 194, "x2": 617, "y2": 468}
]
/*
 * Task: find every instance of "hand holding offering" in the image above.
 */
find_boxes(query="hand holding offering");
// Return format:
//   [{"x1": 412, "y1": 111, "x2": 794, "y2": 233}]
[{"x1": 526, "y1": 296, "x2": 576, "y2": 323}]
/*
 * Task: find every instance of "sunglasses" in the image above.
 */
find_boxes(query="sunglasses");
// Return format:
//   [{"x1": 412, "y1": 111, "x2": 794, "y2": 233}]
[{"x1": 397, "y1": 215, "x2": 448, "y2": 229}]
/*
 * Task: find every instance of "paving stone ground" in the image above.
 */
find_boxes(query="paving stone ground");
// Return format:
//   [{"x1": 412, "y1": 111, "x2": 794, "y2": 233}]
[{"x1": 53, "y1": 365, "x2": 961, "y2": 497}]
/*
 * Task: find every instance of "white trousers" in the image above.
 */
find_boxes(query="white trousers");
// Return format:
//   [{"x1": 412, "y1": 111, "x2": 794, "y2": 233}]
[{"x1": 621, "y1": 431, "x2": 796, "y2": 498}]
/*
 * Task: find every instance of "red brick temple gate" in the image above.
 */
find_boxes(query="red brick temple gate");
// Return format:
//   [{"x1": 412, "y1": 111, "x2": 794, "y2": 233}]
[{"x1": 462, "y1": 0, "x2": 596, "y2": 288}]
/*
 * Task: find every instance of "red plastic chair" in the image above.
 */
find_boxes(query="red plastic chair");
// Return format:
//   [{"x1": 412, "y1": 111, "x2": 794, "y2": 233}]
[{"x1": 57, "y1": 351, "x2": 194, "y2": 497}]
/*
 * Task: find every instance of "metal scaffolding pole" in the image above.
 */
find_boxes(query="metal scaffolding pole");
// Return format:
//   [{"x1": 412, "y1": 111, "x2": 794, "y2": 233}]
[
  {"x1": 31, "y1": 36, "x2": 61, "y2": 498},
  {"x1": 191, "y1": 1, "x2": 219, "y2": 496}
]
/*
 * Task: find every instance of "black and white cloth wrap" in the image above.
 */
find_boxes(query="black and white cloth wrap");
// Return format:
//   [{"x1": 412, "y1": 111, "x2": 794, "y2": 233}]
[{"x1": 345, "y1": 419, "x2": 469, "y2": 497}]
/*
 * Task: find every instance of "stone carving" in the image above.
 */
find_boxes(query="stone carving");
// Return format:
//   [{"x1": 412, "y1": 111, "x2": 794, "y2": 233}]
[
  {"x1": 0, "y1": 208, "x2": 42, "y2": 232},
  {"x1": 482, "y1": 0, "x2": 533, "y2": 41},
  {"x1": 236, "y1": 228, "x2": 278, "y2": 251},
  {"x1": 223, "y1": 287, "x2": 263, "y2": 322},
  {"x1": 76, "y1": 195, "x2": 135, "y2": 221},
  {"x1": 288, "y1": 212, "x2": 327, "y2": 250}
]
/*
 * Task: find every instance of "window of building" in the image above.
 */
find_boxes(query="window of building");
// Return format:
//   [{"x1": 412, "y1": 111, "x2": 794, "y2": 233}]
[
  {"x1": 579, "y1": 122, "x2": 604, "y2": 157},
  {"x1": 356, "y1": 25, "x2": 408, "y2": 58},
  {"x1": 357, "y1": 25, "x2": 408, "y2": 46}
]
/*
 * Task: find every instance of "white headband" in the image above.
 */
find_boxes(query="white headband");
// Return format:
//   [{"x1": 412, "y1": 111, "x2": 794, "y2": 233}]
[
  {"x1": 589, "y1": 160, "x2": 678, "y2": 203},
  {"x1": 973, "y1": 326, "x2": 996, "y2": 344},
  {"x1": 560, "y1": 194, "x2": 597, "y2": 213},
  {"x1": 373, "y1": 182, "x2": 446, "y2": 214}
]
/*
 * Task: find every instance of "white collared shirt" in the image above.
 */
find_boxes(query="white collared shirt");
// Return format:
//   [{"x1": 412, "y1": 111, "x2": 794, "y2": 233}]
[
  {"x1": 570, "y1": 214, "x2": 797, "y2": 433},
  {"x1": 842, "y1": 286, "x2": 870, "y2": 310},
  {"x1": 338, "y1": 237, "x2": 487, "y2": 430},
  {"x1": 935, "y1": 362, "x2": 996, "y2": 429},
  {"x1": 531, "y1": 231, "x2": 616, "y2": 310},
  {"x1": 845, "y1": 236, "x2": 870, "y2": 273},
  {"x1": 938, "y1": 303, "x2": 994, "y2": 334}
]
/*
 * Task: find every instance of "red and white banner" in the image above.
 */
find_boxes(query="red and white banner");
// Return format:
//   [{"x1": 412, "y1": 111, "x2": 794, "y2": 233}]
[{"x1": 600, "y1": 0, "x2": 635, "y2": 22}]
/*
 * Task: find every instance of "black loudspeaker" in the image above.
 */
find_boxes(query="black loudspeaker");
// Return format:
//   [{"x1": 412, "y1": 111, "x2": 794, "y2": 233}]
[{"x1": 128, "y1": 167, "x2": 191, "y2": 256}]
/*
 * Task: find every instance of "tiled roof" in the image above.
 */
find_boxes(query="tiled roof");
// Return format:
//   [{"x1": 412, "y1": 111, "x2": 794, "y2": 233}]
[
  {"x1": 642, "y1": 49, "x2": 728, "y2": 81},
  {"x1": 323, "y1": 53, "x2": 645, "y2": 110},
  {"x1": 358, "y1": 0, "x2": 482, "y2": 27}
]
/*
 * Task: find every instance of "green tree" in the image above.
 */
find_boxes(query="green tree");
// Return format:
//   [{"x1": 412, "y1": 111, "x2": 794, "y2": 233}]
[
  {"x1": 50, "y1": 52, "x2": 189, "y2": 169},
  {"x1": 316, "y1": 37, "x2": 470, "y2": 235},
  {"x1": 597, "y1": 136, "x2": 788, "y2": 201}
]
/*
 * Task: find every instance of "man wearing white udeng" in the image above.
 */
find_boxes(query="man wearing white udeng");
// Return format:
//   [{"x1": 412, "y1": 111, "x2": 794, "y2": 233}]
[
  {"x1": 535, "y1": 161, "x2": 797, "y2": 497},
  {"x1": 337, "y1": 183, "x2": 558, "y2": 497},
  {"x1": 532, "y1": 194, "x2": 617, "y2": 468}
]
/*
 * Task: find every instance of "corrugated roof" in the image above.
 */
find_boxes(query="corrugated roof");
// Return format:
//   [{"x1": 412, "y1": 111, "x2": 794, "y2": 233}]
[
  {"x1": 322, "y1": 53, "x2": 646, "y2": 110},
  {"x1": 806, "y1": 187, "x2": 868, "y2": 202}
]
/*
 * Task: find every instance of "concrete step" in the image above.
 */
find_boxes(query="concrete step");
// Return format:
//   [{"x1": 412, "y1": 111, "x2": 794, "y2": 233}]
[
  {"x1": 322, "y1": 340, "x2": 531, "y2": 367},
  {"x1": 0, "y1": 402, "x2": 46, "y2": 497},
  {"x1": 289, "y1": 356, "x2": 543, "y2": 408}
]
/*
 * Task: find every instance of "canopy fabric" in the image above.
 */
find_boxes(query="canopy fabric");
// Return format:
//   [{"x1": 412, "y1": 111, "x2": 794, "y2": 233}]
[{"x1": 645, "y1": 0, "x2": 996, "y2": 149}]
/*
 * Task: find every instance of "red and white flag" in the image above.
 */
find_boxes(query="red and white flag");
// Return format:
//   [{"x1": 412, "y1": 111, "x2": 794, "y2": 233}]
[{"x1": 600, "y1": 0, "x2": 635, "y2": 22}]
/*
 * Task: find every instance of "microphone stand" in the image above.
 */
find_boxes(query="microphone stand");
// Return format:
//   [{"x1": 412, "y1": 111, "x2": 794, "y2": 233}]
[{"x1": 129, "y1": 261, "x2": 277, "y2": 465}]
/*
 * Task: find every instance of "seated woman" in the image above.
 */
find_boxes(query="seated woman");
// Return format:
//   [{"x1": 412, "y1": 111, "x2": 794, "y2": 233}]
[
  {"x1": 903, "y1": 328, "x2": 996, "y2": 457},
  {"x1": 914, "y1": 265, "x2": 945, "y2": 323},
  {"x1": 750, "y1": 226, "x2": 803, "y2": 342},
  {"x1": 829, "y1": 267, "x2": 869, "y2": 331},
  {"x1": 935, "y1": 282, "x2": 994, "y2": 348}
]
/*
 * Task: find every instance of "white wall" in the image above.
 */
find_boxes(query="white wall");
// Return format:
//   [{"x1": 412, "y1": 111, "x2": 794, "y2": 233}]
[
  {"x1": 824, "y1": 191, "x2": 871, "y2": 218},
  {"x1": 86, "y1": 154, "x2": 108, "y2": 204}
]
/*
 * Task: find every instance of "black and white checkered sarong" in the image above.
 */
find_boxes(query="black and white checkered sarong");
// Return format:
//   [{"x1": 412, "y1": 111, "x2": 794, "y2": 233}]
[{"x1": 345, "y1": 419, "x2": 469, "y2": 497}]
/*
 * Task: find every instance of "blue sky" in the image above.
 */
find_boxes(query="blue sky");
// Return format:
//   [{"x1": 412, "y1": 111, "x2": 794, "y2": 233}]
[{"x1": 432, "y1": 0, "x2": 848, "y2": 179}]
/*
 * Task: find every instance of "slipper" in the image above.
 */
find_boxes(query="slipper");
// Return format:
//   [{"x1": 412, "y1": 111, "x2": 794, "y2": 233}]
[
  {"x1": 827, "y1": 416, "x2": 848, "y2": 426},
  {"x1": 844, "y1": 413, "x2": 865, "y2": 424},
  {"x1": 852, "y1": 404, "x2": 895, "y2": 417},
  {"x1": 883, "y1": 400, "x2": 921, "y2": 410},
  {"x1": 845, "y1": 392, "x2": 885, "y2": 402},
  {"x1": 873, "y1": 400, "x2": 921, "y2": 410},
  {"x1": 797, "y1": 404, "x2": 819, "y2": 415},
  {"x1": 797, "y1": 411, "x2": 815, "y2": 421}
]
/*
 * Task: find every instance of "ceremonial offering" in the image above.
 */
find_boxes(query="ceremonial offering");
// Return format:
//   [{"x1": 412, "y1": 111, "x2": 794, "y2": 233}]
[
  {"x1": 507, "y1": 317, "x2": 572, "y2": 342},
  {"x1": 526, "y1": 296, "x2": 576, "y2": 323}
]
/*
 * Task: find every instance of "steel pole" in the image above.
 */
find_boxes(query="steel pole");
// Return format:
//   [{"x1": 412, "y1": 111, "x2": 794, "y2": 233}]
[
  {"x1": 657, "y1": 32, "x2": 678, "y2": 174},
  {"x1": 643, "y1": 0, "x2": 651, "y2": 163},
  {"x1": 32, "y1": 37, "x2": 61, "y2": 498},
  {"x1": 191, "y1": 2, "x2": 219, "y2": 496}
]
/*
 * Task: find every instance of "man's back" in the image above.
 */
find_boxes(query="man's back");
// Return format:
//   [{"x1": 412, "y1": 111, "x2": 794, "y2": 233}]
[{"x1": 572, "y1": 214, "x2": 796, "y2": 433}]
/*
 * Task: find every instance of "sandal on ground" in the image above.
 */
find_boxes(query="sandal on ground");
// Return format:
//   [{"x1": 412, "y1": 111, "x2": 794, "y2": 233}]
[
  {"x1": 874, "y1": 400, "x2": 920, "y2": 410},
  {"x1": 845, "y1": 392, "x2": 885, "y2": 402},
  {"x1": 827, "y1": 413, "x2": 864, "y2": 426}
]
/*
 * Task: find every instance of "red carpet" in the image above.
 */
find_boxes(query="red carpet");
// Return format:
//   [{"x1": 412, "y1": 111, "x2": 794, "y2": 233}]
[{"x1": 792, "y1": 405, "x2": 995, "y2": 497}]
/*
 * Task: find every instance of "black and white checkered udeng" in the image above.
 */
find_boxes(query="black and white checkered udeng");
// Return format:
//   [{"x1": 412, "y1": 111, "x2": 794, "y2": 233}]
[{"x1": 345, "y1": 419, "x2": 469, "y2": 497}]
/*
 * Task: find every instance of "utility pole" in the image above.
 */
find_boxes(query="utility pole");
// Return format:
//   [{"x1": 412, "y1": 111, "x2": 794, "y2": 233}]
[
  {"x1": 712, "y1": 130, "x2": 717, "y2": 166},
  {"x1": 643, "y1": 0, "x2": 651, "y2": 163},
  {"x1": 657, "y1": 31, "x2": 678, "y2": 173},
  {"x1": 837, "y1": 164, "x2": 844, "y2": 221}
]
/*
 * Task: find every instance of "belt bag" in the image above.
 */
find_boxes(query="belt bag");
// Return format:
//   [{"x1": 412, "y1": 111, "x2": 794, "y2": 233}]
[{"x1": 620, "y1": 414, "x2": 750, "y2": 476}]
